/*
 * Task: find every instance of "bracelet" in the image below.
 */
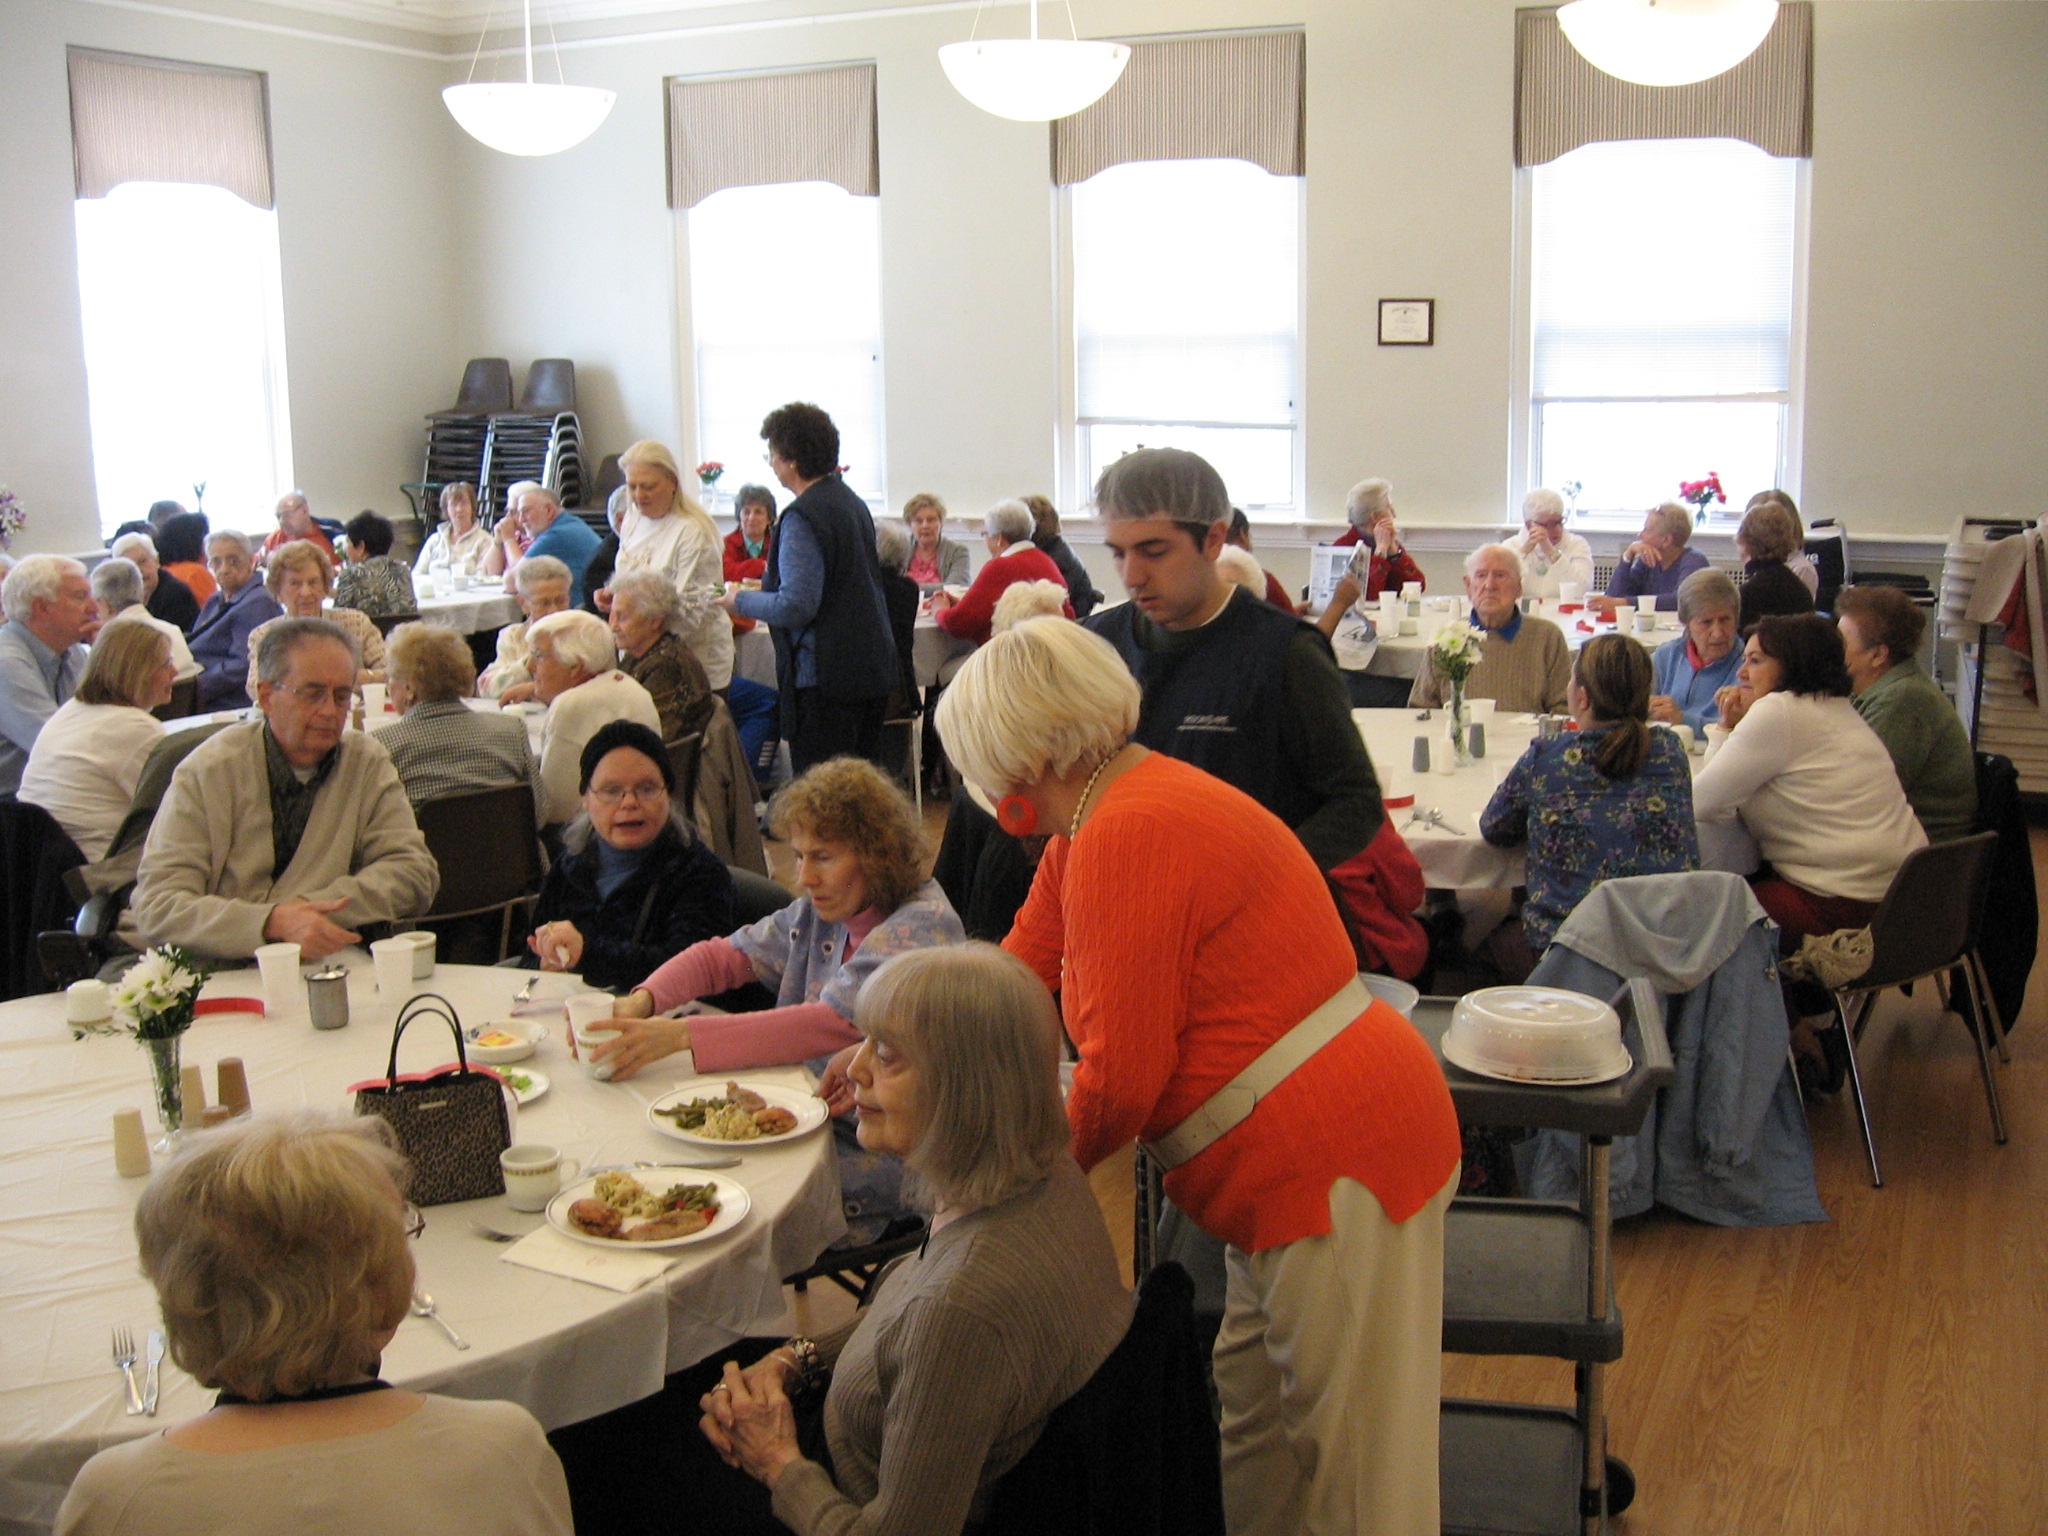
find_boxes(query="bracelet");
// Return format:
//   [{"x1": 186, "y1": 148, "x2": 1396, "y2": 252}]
[{"x1": 775, "y1": 1336, "x2": 828, "y2": 1399}]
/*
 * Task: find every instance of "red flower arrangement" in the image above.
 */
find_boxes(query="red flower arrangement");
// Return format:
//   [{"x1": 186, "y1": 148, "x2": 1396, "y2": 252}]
[
  {"x1": 695, "y1": 461, "x2": 724, "y2": 487},
  {"x1": 1679, "y1": 472, "x2": 1726, "y2": 523}
]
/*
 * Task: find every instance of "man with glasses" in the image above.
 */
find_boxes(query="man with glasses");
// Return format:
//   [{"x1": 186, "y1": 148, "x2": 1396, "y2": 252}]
[
  {"x1": 1509, "y1": 487, "x2": 1594, "y2": 602},
  {"x1": 188, "y1": 531, "x2": 284, "y2": 710},
  {"x1": 133, "y1": 618, "x2": 438, "y2": 961}
]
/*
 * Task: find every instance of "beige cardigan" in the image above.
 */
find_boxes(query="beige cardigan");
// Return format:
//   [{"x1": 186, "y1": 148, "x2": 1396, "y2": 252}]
[{"x1": 132, "y1": 722, "x2": 439, "y2": 959}]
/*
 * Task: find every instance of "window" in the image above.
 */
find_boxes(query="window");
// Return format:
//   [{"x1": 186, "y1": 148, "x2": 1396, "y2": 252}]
[
  {"x1": 686, "y1": 182, "x2": 884, "y2": 507},
  {"x1": 74, "y1": 182, "x2": 294, "y2": 537},
  {"x1": 1526, "y1": 137, "x2": 1801, "y2": 519},
  {"x1": 1069, "y1": 157, "x2": 1301, "y2": 514}
]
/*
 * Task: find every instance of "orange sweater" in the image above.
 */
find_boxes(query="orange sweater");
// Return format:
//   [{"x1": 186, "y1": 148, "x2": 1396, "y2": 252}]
[{"x1": 1004, "y1": 754, "x2": 1460, "y2": 1253}]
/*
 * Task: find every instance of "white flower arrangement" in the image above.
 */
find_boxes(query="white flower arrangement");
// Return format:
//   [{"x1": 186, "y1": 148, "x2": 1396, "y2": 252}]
[
  {"x1": 104, "y1": 946, "x2": 210, "y2": 1041},
  {"x1": 1430, "y1": 621, "x2": 1486, "y2": 685}
]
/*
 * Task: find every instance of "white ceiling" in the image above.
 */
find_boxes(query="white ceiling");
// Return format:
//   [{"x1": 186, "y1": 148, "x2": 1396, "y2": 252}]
[{"x1": 242, "y1": 0, "x2": 961, "y2": 39}]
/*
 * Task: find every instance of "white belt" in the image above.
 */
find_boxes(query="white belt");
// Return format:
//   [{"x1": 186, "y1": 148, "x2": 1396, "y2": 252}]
[{"x1": 1142, "y1": 976, "x2": 1370, "y2": 1172}]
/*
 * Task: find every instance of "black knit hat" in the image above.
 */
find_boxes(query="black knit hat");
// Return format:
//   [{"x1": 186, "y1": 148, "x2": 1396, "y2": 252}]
[{"x1": 577, "y1": 719, "x2": 673, "y2": 795}]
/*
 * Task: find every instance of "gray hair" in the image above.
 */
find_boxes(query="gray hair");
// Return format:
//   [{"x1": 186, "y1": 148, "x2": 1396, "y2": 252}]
[
  {"x1": 528, "y1": 608, "x2": 616, "y2": 676},
  {"x1": 1675, "y1": 567, "x2": 1740, "y2": 627},
  {"x1": 255, "y1": 616, "x2": 359, "y2": 686},
  {"x1": 1466, "y1": 542, "x2": 1525, "y2": 578},
  {"x1": 854, "y1": 945, "x2": 1070, "y2": 1211},
  {"x1": 984, "y1": 499, "x2": 1035, "y2": 545},
  {"x1": 1647, "y1": 501, "x2": 1693, "y2": 547},
  {"x1": 513, "y1": 554, "x2": 571, "y2": 596},
  {"x1": 990, "y1": 578, "x2": 1069, "y2": 635},
  {"x1": 1, "y1": 555, "x2": 86, "y2": 624},
  {"x1": 111, "y1": 532, "x2": 159, "y2": 564},
  {"x1": 90, "y1": 556, "x2": 144, "y2": 613},
  {"x1": 874, "y1": 519, "x2": 911, "y2": 573},
  {"x1": 206, "y1": 529, "x2": 255, "y2": 560},
  {"x1": 936, "y1": 616, "x2": 1140, "y2": 797},
  {"x1": 608, "y1": 568, "x2": 683, "y2": 632},
  {"x1": 1522, "y1": 487, "x2": 1566, "y2": 524},
  {"x1": 1346, "y1": 478, "x2": 1394, "y2": 524}
]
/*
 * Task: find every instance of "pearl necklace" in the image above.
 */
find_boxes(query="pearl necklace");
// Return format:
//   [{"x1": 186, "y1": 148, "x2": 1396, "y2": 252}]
[{"x1": 1069, "y1": 747, "x2": 1125, "y2": 840}]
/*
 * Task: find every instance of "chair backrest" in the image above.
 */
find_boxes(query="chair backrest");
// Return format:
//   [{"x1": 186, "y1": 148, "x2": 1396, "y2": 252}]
[
  {"x1": 449, "y1": 357, "x2": 514, "y2": 416},
  {"x1": 665, "y1": 732, "x2": 704, "y2": 820},
  {"x1": 0, "y1": 798, "x2": 86, "y2": 1001},
  {"x1": 729, "y1": 865, "x2": 791, "y2": 927},
  {"x1": 151, "y1": 677, "x2": 200, "y2": 722},
  {"x1": 1856, "y1": 832, "x2": 1999, "y2": 992},
  {"x1": 591, "y1": 454, "x2": 625, "y2": 510},
  {"x1": 1805, "y1": 520, "x2": 1848, "y2": 611},
  {"x1": 113, "y1": 721, "x2": 236, "y2": 862},
  {"x1": 414, "y1": 784, "x2": 544, "y2": 919},
  {"x1": 518, "y1": 359, "x2": 576, "y2": 414},
  {"x1": 370, "y1": 610, "x2": 421, "y2": 637}
]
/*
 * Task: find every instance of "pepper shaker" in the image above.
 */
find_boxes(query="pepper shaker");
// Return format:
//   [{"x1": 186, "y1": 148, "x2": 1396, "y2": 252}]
[{"x1": 307, "y1": 966, "x2": 351, "y2": 1031}]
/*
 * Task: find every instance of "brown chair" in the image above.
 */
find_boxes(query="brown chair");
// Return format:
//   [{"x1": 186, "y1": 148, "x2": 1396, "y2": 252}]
[
  {"x1": 517, "y1": 359, "x2": 576, "y2": 415},
  {"x1": 370, "y1": 611, "x2": 422, "y2": 638},
  {"x1": 151, "y1": 677, "x2": 199, "y2": 721},
  {"x1": 412, "y1": 783, "x2": 545, "y2": 960},
  {"x1": 429, "y1": 358, "x2": 513, "y2": 420}
]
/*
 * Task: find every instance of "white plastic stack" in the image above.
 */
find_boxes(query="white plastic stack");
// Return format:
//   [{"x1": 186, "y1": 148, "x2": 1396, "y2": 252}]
[{"x1": 1950, "y1": 516, "x2": 2048, "y2": 793}]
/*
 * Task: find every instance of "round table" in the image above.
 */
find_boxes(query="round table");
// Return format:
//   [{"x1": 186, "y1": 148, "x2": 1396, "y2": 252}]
[
  {"x1": 411, "y1": 585, "x2": 521, "y2": 637},
  {"x1": 1362, "y1": 599, "x2": 1679, "y2": 681},
  {"x1": 0, "y1": 961, "x2": 844, "y2": 1533}
]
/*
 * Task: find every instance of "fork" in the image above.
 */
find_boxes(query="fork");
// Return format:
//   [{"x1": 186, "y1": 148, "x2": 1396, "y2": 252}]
[{"x1": 111, "y1": 1327, "x2": 143, "y2": 1415}]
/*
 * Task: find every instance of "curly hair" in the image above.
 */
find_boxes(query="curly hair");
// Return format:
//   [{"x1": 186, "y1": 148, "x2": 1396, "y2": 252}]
[
  {"x1": 760, "y1": 402, "x2": 840, "y2": 480},
  {"x1": 768, "y1": 756, "x2": 926, "y2": 914},
  {"x1": 265, "y1": 538, "x2": 334, "y2": 598}
]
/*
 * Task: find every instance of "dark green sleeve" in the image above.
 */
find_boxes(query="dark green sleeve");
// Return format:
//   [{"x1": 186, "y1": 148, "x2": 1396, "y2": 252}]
[{"x1": 1277, "y1": 629, "x2": 1385, "y2": 871}]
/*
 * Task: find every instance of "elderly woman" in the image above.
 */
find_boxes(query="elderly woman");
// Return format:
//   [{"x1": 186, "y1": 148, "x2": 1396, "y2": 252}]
[
  {"x1": 1696, "y1": 613, "x2": 1926, "y2": 945},
  {"x1": 697, "y1": 945, "x2": 1130, "y2": 1536},
  {"x1": 21, "y1": 622, "x2": 173, "y2": 861},
  {"x1": 1023, "y1": 494, "x2": 1101, "y2": 619},
  {"x1": 902, "y1": 493, "x2": 969, "y2": 593},
  {"x1": 723, "y1": 484, "x2": 776, "y2": 584},
  {"x1": 524, "y1": 721, "x2": 733, "y2": 991},
  {"x1": 413, "y1": 482, "x2": 491, "y2": 578},
  {"x1": 528, "y1": 609, "x2": 660, "y2": 825},
  {"x1": 608, "y1": 567, "x2": 713, "y2": 744},
  {"x1": 376, "y1": 622, "x2": 538, "y2": 814},
  {"x1": 333, "y1": 511, "x2": 416, "y2": 618},
  {"x1": 481, "y1": 555, "x2": 572, "y2": 700},
  {"x1": 873, "y1": 521, "x2": 921, "y2": 719},
  {"x1": 1748, "y1": 490, "x2": 1819, "y2": 595},
  {"x1": 54, "y1": 1113, "x2": 572, "y2": 1536},
  {"x1": 936, "y1": 617, "x2": 1461, "y2": 1535},
  {"x1": 1482, "y1": 634, "x2": 1699, "y2": 955},
  {"x1": 1734, "y1": 501, "x2": 1815, "y2": 630},
  {"x1": 599, "y1": 440, "x2": 733, "y2": 690},
  {"x1": 248, "y1": 539, "x2": 386, "y2": 682},
  {"x1": 1329, "y1": 477, "x2": 1424, "y2": 597},
  {"x1": 111, "y1": 531, "x2": 201, "y2": 632},
  {"x1": 1597, "y1": 500, "x2": 1712, "y2": 614},
  {"x1": 1511, "y1": 487, "x2": 1594, "y2": 602},
  {"x1": 1835, "y1": 584, "x2": 1977, "y2": 842},
  {"x1": 931, "y1": 500, "x2": 1072, "y2": 647},
  {"x1": 1649, "y1": 567, "x2": 1745, "y2": 731},
  {"x1": 91, "y1": 556, "x2": 198, "y2": 681},
  {"x1": 587, "y1": 757, "x2": 963, "y2": 1240}
]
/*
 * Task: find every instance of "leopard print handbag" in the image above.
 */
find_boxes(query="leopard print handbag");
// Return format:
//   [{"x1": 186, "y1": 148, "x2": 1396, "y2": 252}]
[{"x1": 354, "y1": 993, "x2": 510, "y2": 1205}]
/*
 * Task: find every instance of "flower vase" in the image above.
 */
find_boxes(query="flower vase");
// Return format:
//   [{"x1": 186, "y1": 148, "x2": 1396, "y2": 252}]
[
  {"x1": 1448, "y1": 682, "x2": 1473, "y2": 768},
  {"x1": 143, "y1": 1034, "x2": 184, "y2": 1150},
  {"x1": 700, "y1": 484, "x2": 722, "y2": 519}
]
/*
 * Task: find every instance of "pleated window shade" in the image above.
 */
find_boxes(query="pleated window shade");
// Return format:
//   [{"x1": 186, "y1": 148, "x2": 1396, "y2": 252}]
[
  {"x1": 67, "y1": 48, "x2": 273, "y2": 209},
  {"x1": 1052, "y1": 29, "x2": 1304, "y2": 187},
  {"x1": 667, "y1": 63, "x2": 877, "y2": 210},
  {"x1": 1515, "y1": 3, "x2": 1812, "y2": 169}
]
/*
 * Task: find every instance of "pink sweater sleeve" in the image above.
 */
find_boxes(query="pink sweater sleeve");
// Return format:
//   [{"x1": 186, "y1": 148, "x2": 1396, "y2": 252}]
[
  {"x1": 639, "y1": 939, "x2": 758, "y2": 1012},
  {"x1": 689, "y1": 1003, "x2": 862, "y2": 1072}
]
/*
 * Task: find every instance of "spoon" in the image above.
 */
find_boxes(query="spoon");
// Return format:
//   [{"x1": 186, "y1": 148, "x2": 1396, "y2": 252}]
[{"x1": 410, "y1": 1290, "x2": 469, "y2": 1350}]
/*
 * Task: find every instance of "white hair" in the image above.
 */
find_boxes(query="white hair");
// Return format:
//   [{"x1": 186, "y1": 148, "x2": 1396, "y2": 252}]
[
  {"x1": 509, "y1": 481, "x2": 559, "y2": 514},
  {"x1": 608, "y1": 568, "x2": 683, "y2": 632},
  {"x1": 2, "y1": 555, "x2": 85, "y2": 624},
  {"x1": 1522, "y1": 487, "x2": 1566, "y2": 524},
  {"x1": 874, "y1": 520, "x2": 911, "y2": 573},
  {"x1": 513, "y1": 555, "x2": 571, "y2": 595},
  {"x1": 991, "y1": 579, "x2": 1070, "y2": 635},
  {"x1": 1214, "y1": 545, "x2": 1266, "y2": 597},
  {"x1": 206, "y1": 529, "x2": 255, "y2": 559},
  {"x1": 1346, "y1": 479, "x2": 1393, "y2": 524},
  {"x1": 935, "y1": 617, "x2": 1139, "y2": 797},
  {"x1": 984, "y1": 499, "x2": 1035, "y2": 546},
  {"x1": 111, "y1": 532, "x2": 158, "y2": 564},
  {"x1": 90, "y1": 556, "x2": 144, "y2": 613},
  {"x1": 1466, "y1": 542, "x2": 1525, "y2": 578},
  {"x1": 527, "y1": 608, "x2": 616, "y2": 676}
]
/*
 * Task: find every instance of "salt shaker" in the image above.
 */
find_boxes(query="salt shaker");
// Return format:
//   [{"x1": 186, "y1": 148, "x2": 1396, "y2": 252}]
[
  {"x1": 1411, "y1": 736, "x2": 1431, "y2": 774},
  {"x1": 307, "y1": 966, "x2": 351, "y2": 1031},
  {"x1": 1468, "y1": 722, "x2": 1487, "y2": 759}
]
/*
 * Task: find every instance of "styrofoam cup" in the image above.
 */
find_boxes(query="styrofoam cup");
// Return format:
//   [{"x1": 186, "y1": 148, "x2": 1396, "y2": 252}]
[
  {"x1": 370, "y1": 938, "x2": 413, "y2": 1002},
  {"x1": 254, "y1": 941, "x2": 302, "y2": 1016}
]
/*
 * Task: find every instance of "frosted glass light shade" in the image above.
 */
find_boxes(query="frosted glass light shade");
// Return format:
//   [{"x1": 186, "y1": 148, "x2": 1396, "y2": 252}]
[
  {"x1": 1557, "y1": 0, "x2": 1779, "y2": 87},
  {"x1": 443, "y1": 83, "x2": 616, "y2": 156},
  {"x1": 938, "y1": 39, "x2": 1131, "y2": 122}
]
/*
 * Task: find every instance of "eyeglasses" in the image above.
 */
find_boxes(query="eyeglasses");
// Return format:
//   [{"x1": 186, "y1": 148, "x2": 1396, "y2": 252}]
[
  {"x1": 285, "y1": 684, "x2": 357, "y2": 710},
  {"x1": 589, "y1": 782, "x2": 667, "y2": 807},
  {"x1": 401, "y1": 1203, "x2": 425, "y2": 1240}
]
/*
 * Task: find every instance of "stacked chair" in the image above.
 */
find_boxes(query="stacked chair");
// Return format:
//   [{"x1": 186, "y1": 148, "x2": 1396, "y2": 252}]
[{"x1": 419, "y1": 359, "x2": 588, "y2": 523}]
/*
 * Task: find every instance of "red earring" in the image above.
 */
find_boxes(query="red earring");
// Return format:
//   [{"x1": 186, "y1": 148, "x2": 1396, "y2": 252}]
[{"x1": 996, "y1": 794, "x2": 1039, "y2": 837}]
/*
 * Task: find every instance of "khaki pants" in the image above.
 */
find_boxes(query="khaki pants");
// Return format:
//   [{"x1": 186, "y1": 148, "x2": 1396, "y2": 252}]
[{"x1": 1213, "y1": 1169, "x2": 1456, "y2": 1536}]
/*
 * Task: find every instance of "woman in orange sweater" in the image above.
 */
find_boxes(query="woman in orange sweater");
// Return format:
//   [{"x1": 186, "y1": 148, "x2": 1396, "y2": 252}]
[{"x1": 934, "y1": 617, "x2": 1461, "y2": 1536}]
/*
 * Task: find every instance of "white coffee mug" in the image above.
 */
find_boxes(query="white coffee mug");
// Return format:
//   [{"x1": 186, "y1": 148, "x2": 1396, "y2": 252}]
[
  {"x1": 1636, "y1": 610, "x2": 1657, "y2": 634},
  {"x1": 500, "y1": 1144, "x2": 582, "y2": 1212},
  {"x1": 1466, "y1": 697, "x2": 1496, "y2": 724}
]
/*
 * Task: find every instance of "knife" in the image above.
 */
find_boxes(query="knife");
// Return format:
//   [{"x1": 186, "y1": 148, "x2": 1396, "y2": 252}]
[{"x1": 143, "y1": 1329, "x2": 165, "y2": 1416}]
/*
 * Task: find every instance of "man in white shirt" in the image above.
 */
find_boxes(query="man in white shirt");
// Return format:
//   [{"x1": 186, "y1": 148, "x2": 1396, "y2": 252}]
[
  {"x1": 0, "y1": 555, "x2": 95, "y2": 794},
  {"x1": 1510, "y1": 487, "x2": 1594, "y2": 602},
  {"x1": 92, "y1": 558, "x2": 201, "y2": 682}
]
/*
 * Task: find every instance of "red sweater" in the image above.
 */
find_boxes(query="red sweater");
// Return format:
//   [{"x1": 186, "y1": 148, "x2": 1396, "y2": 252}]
[
  {"x1": 934, "y1": 544, "x2": 1071, "y2": 646},
  {"x1": 1004, "y1": 754, "x2": 1460, "y2": 1252},
  {"x1": 722, "y1": 527, "x2": 768, "y2": 584},
  {"x1": 1331, "y1": 527, "x2": 1425, "y2": 598}
]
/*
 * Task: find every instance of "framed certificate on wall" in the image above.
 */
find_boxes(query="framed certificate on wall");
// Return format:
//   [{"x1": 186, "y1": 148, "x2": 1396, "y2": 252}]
[{"x1": 1378, "y1": 299, "x2": 1435, "y2": 346}]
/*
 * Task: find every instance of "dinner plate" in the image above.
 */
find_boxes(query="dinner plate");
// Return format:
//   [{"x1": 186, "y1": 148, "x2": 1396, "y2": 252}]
[
  {"x1": 1441, "y1": 1034, "x2": 1633, "y2": 1087},
  {"x1": 645, "y1": 1077, "x2": 830, "y2": 1148},
  {"x1": 545, "y1": 1169, "x2": 751, "y2": 1250},
  {"x1": 496, "y1": 1066, "x2": 549, "y2": 1105},
  {"x1": 466, "y1": 1021, "x2": 546, "y2": 1064}
]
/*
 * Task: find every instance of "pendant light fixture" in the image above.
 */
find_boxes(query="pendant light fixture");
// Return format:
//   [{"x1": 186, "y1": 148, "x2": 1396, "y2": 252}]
[
  {"x1": 939, "y1": 0, "x2": 1130, "y2": 123},
  {"x1": 444, "y1": 0, "x2": 616, "y2": 157},
  {"x1": 1557, "y1": 0, "x2": 1779, "y2": 88}
]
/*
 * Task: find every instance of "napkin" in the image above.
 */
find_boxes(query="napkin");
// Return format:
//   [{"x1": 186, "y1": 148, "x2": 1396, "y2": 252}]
[{"x1": 500, "y1": 1225, "x2": 679, "y2": 1293}]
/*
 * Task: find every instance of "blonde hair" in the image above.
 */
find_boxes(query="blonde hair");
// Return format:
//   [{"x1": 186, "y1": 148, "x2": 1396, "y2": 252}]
[
  {"x1": 385, "y1": 621, "x2": 475, "y2": 704},
  {"x1": 768, "y1": 756, "x2": 926, "y2": 914},
  {"x1": 936, "y1": 617, "x2": 1139, "y2": 798},
  {"x1": 991, "y1": 578, "x2": 1069, "y2": 635},
  {"x1": 856, "y1": 945, "x2": 1069, "y2": 1211},
  {"x1": 902, "y1": 492, "x2": 947, "y2": 523},
  {"x1": 264, "y1": 538, "x2": 335, "y2": 599},
  {"x1": 136, "y1": 1112, "x2": 414, "y2": 1401},
  {"x1": 78, "y1": 619, "x2": 169, "y2": 707},
  {"x1": 620, "y1": 439, "x2": 718, "y2": 548}
]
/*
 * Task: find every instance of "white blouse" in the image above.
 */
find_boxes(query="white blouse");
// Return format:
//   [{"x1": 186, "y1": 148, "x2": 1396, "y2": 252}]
[
  {"x1": 20, "y1": 699, "x2": 165, "y2": 862},
  {"x1": 413, "y1": 522, "x2": 493, "y2": 578}
]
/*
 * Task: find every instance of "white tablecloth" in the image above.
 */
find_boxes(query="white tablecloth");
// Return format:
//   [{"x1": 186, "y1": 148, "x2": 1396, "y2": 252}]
[
  {"x1": 914, "y1": 616, "x2": 973, "y2": 690},
  {"x1": 733, "y1": 626, "x2": 776, "y2": 690},
  {"x1": 163, "y1": 696, "x2": 546, "y2": 758},
  {"x1": 411, "y1": 586, "x2": 521, "y2": 636},
  {"x1": 0, "y1": 962, "x2": 844, "y2": 1532},
  {"x1": 1363, "y1": 599, "x2": 1676, "y2": 679}
]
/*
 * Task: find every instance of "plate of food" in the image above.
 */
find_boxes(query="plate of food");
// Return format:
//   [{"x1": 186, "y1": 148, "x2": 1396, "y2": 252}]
[
  {"x1": 466, "y1": 1021, "x2": 546, "y2": 1064},
  {"x1": 645, "y1": 1078, "x2": 829, "y2": 1147},
  {"x1": 546, "y1": 1168, "x2": 750, "y2": 1249},
  {"x1": 495, "y1": 1065, "x2": 549, "y2": 1105}
]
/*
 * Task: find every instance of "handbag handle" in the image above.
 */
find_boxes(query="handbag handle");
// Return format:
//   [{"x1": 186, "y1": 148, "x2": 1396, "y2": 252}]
[{"x1": 380, "y1": 993, "x2": 469, "y2": 1086}]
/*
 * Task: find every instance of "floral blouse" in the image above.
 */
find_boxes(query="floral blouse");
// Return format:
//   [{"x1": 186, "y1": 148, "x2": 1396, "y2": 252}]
[{"x1": 1480, "y1": 724, "x2": 1699, "y2": 949}]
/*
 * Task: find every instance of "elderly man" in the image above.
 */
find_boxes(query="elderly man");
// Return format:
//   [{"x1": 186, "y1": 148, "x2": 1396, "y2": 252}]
[
  {"x1": 1510, "y1": 488, "x2": 1594, "y2": 602},
  {"x1": 931, "y1": 499, "x2": 1072, "y2": 646},
  {"x1": 132, "y1": 618, "x2": 437, "y2": 961},
  {"x1": 188, "y1": 531, "x2": 284, "y2": 710},
  {"x1": 500, "y1": 482, "x2": 600, "y2": 607},
  {"x1": 1411, "y1": 544, "x2": 1572, "y2": 715},
  {"x1": 528, "y1": 609, "x2": 659, "y2": 824},
  {"x1": 483, "y1": 555, "x2": 573, "y2": 700},
  {"x1": 0, "y1": 555, "x2": 96, "y2": 794},
  {"x1": 92, "y1": 558, "x2": 200, "y2": 682},
  {"x1": 1597, "y1": 500, "x2": 1712, "y2": 614},
  {"x1": 260, "y1": 491, "x2": 332, "y2": 562},
  {"x1": 111, "y1": 531, "x2": 200, "y2": 631}
]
